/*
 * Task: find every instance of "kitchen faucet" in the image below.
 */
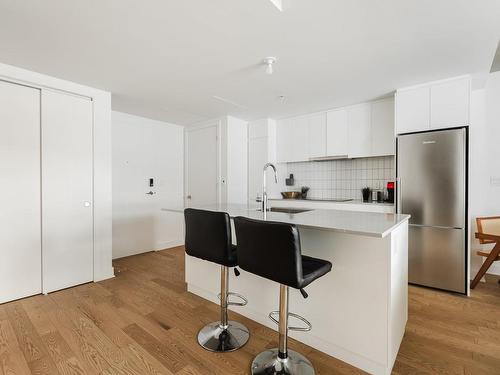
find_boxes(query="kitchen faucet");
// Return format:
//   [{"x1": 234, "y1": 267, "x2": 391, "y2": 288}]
[{"x1": 262, "y1": 162, "x2": 278, "y2": 212}]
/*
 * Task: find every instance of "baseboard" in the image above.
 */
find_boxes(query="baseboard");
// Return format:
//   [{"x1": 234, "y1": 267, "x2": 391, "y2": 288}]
[
  {"x1": 488, "y1": 263, "x2": 500, "y2": 276},
  {"x1": 94, "y1": 267, "x2": 115, "y2": 281},
  {"x1": 155, "y1": 239, "x2": 184, "y2": 250}
]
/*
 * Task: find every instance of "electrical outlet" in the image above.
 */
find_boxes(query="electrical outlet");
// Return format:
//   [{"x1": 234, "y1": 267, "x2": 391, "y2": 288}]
[{"x1": 490, "y1": 176, "x2": 500, "y2": 187}]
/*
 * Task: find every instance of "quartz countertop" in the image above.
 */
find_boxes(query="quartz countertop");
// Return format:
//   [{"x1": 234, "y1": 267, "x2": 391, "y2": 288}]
[{"x1": 162, "y1": 203, "x2": 409, "y2": 238}]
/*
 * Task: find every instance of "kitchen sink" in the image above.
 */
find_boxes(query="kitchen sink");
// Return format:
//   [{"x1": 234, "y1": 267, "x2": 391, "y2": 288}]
[{"x1": 257, "y1": 207, "x2": 312, "y2": 214}]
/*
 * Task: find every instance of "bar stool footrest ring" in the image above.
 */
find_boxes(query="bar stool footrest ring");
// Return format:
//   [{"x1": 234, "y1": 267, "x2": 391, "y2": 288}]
[
  {"x1": 268, "y1": 311, "x2": 312, "y2": 332},
  {"x1": 217, "y1": 292, "x2": 248, "y2": 306}
]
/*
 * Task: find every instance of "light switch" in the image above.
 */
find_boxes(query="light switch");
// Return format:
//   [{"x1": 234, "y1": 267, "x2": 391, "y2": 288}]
[{"x1": 491, "y1": 176, "x2": 500, "y2": 187}]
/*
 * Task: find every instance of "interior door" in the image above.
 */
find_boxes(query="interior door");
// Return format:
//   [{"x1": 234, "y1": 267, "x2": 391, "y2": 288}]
[
  {"x1": 186, "y1": 125, "x2": 218, "y2": 207},
  {"x1": 41, "y1": 90, "x2": 94, "y2": 293},
  {"x1": 0, "y1": 80, "x2": 42, "y2": 304}
]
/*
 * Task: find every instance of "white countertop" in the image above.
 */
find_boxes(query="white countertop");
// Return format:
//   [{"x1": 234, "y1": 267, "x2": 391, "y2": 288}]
[{"x1": 162, "y1": 203, "x2": 409, "y2": 238}]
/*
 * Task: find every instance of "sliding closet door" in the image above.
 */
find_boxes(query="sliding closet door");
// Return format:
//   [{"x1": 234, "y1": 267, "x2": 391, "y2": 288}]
[
  {"x1": 0, "y1": 81, "x2": 41, "y2": 304},
  {"x1": 42, "y1": 90, "x2": 93, "y2": 293}
]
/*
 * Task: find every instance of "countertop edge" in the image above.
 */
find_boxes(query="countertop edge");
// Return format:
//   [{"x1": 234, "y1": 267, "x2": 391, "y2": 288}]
[{"x1": 161, "y1": 207, "x2": 411, "y2": 238}]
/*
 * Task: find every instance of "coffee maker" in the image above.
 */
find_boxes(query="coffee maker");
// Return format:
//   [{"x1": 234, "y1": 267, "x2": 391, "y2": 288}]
[{"x1": 386, "y1": 181, "x2": 395, "y2": 203}]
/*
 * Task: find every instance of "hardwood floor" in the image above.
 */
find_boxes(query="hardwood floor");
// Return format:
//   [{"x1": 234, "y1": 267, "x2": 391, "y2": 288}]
[{"x1": 1, "y1": 246, "x2": 499, "y2": 375}]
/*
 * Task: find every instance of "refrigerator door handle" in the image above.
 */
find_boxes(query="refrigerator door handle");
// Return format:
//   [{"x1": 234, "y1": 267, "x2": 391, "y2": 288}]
[
  {"x1": 396, "y1": 176, "x2": 402, "y2": 214},
  {"x1": 410, "y1": 223, "x2": 464, "y2": 230}
]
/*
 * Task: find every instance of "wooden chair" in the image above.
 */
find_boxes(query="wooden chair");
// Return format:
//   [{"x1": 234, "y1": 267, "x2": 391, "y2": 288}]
[{"x1": 471, "y1": 216, "x2": 500, "y2": 289}]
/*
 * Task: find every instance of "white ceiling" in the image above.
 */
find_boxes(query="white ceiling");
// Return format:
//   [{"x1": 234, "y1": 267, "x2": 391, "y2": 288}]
[{"x1": 0, "y1": 0, "x2": 499, "y2": 126}]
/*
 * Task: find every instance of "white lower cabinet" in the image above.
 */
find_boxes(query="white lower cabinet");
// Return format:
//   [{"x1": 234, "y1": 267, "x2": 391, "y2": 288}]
[
  {"x1": 41, "y1": 90, "x2": 94, "y2": 294},
  {"x1": 0, "y1": 81, "x2": 42, "y2": 304},
  {"x1": 0, "y1": 80, "x2": 95, "y2": 303}
]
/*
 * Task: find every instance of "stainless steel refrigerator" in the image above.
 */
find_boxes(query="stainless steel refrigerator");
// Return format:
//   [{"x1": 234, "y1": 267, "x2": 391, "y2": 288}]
[{"x1": 397, "y1": 127, "x2": 468, "y2": 294}]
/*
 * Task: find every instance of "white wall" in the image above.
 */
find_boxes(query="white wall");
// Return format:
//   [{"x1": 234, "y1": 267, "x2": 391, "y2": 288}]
[
  {"x1": 112, "y1": 111, "x2": 184, "y2": 259},
  {"x1": 0, "y1": 62, "x2": 114, "y2": 282},
  {"x1": 470, "y1": 71, "x2": 500, "y2": 276}
]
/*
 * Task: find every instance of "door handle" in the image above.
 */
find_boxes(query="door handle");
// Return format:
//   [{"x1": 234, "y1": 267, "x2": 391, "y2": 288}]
[
  {"x1": 146, "y1": 191, "x2": 156, "y2": 195},
  {"x1": 396, "y1": 177, "x2": 402, "y2": 214}
]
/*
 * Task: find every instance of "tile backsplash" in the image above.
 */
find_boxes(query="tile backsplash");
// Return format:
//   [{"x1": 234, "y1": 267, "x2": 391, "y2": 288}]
[{"x1": 285, "y1": 156, "x2": 395, "y2": 200}]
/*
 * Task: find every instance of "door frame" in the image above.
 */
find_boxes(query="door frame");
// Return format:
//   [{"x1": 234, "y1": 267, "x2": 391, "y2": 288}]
[{"x1": 184, "y1": 119, "x2": 222, "y2": 207}]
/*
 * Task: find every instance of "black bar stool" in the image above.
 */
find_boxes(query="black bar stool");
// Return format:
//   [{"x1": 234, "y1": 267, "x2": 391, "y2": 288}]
[
  {"x1": 234, "y1": 216, "x2": 332, "y2": 375},
  {"x1": 184, "y1": 208, "x2": 250, "y2": 352}
]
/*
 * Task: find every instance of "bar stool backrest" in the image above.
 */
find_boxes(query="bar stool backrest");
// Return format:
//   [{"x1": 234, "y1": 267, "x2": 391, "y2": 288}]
[
  {"x1": 234, "y1": 216, "x2": 303, "y2": 289},
  {"x1": 476, "y1": 216, "x2": 500, "y2": 244},
  {"x1": 184, "y1": 208, "x2": 235, "y2": 266}
]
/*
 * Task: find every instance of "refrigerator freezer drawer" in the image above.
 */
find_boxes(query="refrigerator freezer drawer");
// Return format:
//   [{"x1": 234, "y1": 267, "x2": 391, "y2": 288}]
[{"x1": 408, "y1": 225, "x2": 466, "y2": 294}]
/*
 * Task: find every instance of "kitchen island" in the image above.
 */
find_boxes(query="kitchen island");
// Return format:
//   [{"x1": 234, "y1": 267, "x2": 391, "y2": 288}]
[{"x1": 162, "y1": 204, "x2": 410, "y2": 375}]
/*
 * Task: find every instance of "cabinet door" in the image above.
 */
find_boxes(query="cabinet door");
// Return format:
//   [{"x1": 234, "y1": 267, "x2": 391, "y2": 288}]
[
  {"x1": 348, "y1": 104, "x2": 371, "y2": 158},
  {"x1": 326, "y1": 109, "x2": 348, "y2": 157},
  {"x1": 371, "y1": 99, "x2": 395, "y2": 156},
  {"x1": 276, "y1": 118, "x2": 292, "y2": 162},
  {"x1": 0, "y1": 81, "x2": 42, "y2": 304},
  {"x1": 291, "y1": 117, "x2": 309, "y2": 162},
  {"x1": 308, "y1": 113, "x2": 327, "y2": 158},
  {"x1": 395, "y1": 87, "x2": 430, "y2": 134},
  {"x1": 430, "y1": 77, "x2": 470, "y2": 129},
  {"x1": 42, "y1": 90, "x2": 94, "y2": 293},
  {"x1": 277, "y1": 117, "x2": 309, "y2": 162}
]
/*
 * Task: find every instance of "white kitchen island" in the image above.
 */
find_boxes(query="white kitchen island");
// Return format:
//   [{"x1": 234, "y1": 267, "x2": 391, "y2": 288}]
[{"x1": 162, "y1": 204, "x2": 410, "y2": 375}]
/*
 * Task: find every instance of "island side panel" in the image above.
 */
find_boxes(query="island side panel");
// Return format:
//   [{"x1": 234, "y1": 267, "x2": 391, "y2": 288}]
[
  {"x1": 295, "y1": 228, "x2": 391, "y2": 375},
  {"x1": 388, "y1": 220, "x2": 409, "y2": 370}
]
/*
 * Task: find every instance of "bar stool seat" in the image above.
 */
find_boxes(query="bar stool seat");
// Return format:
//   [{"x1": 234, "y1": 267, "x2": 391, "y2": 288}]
[
  {"x1": 184, "y1": 208, "x2": 250, "y2": 353},
  {"x1": 234, "y1": 216, "x2": 332, "y2": 375},
  {"x1": 301, "y1": 256, "x2": 332, "y2": 288}
]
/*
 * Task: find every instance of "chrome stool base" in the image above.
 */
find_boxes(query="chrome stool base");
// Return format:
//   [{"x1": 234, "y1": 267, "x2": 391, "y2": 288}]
[
  {"x1": 251, "y1": 348, "x2": 315, "y2": 375},
  {"x1": 197, "y1": 320, "x2": 249, "y2": 352}
]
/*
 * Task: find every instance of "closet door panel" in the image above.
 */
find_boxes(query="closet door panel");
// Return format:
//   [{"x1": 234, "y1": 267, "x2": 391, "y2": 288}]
[
  {"x1": 0, "y1": 81, "x2": 41, "y2": 303},
  {"x1": 42, "y1": 90, "x2": 93, "y2": 293}
]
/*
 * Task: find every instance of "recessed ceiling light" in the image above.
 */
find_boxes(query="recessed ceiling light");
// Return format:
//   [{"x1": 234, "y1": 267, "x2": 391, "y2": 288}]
[{"x1": 263, "y1": 57, "x2": 277, "y2": 75}]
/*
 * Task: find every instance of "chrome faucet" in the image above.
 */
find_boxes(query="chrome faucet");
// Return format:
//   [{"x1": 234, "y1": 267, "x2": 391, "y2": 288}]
[{"x1": 262, "y1": 162, "x2": 278, "y2": 212}]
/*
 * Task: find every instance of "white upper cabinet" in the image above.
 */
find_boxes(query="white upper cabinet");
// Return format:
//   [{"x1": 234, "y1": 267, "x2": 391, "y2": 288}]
[
  {"x1": 396, "y1": 76, "x2": 470, "y2": 134},
  {"x1": 276, "y1": 117, "x2": 309, "y2": 163},
  {"x1": 430, "y1": 77, "x2": 470, "y2": 129},
  {"x1": 326, "y1": 109, "x2": 348, "y2": 157},
  {"x1": 371, "y1": 98, "x2": 395, "y2": 156},
  {"x1": 276, "y1": 118, "x2": 292, "y2": 162},
  {"x1": 291, "y1": 117, "x2": 309, "y2": 162},
  {"x1": 347, "y1": 103, "x2": 371, "y2": 158},
  {"x1": 308, "y1": 113, "x2": 327, "y2": 158},
  {"x1": 395, "y1": 86, "x2": 430, "y2": 134},
  {"x1": 277, "y1": 98, "x2": 396, "y2": 162}
]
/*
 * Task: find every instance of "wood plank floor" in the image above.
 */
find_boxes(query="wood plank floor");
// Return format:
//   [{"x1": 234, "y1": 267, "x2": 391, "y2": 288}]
[{"x1": 1, "y1": 246, "x2": 499, "y2": 375}]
